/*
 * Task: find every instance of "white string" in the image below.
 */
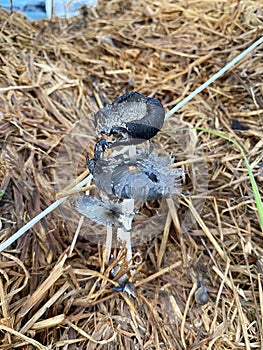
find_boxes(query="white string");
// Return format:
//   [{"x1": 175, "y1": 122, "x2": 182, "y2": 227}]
[
  {"x1": 165, "y1": 36, "x2": 263, "y2": 119},
  {"x1": 1, "y1": 37, "x2": 262, "y2": 252},
  {"x1": 0, "y1": 175, "x2": 92, "y2": 252}
]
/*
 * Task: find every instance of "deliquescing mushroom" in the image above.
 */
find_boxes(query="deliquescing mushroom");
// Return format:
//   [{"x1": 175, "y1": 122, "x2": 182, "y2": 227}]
[
  {"x1": 87, "y1": 91, "x2": 165, "y2": 172},
  {"x1": 74, "y1": 91, "x2": 183, "y2": 294}
]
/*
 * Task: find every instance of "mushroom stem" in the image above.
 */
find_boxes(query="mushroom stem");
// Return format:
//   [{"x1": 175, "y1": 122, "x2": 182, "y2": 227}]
[
  {"x1": 117, "y1": 226, "x2": 132, "y2": 262},
  {"x1": 105, "y1": 225, "x2": 112, "y2": 264},
  {"x1": 128, "y1": 144, "x2": 136, "y2": 157},
  {"x1": 117, "y1": 198, "x2": 134, "y2": 264},
  {"x1": 116, "y1": 146, "x2": 136, "y2": 263}
]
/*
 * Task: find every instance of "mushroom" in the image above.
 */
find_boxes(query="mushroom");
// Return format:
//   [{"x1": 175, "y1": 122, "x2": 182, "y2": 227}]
[
  {"x1": 77, "y1": 92, "x2": 182, "y2": 267},
  {"x1": 195, "y1": 279, "x2": 210, "y2": 305},
  {"x1": 74, "y1": 195, "x2": 134, "y2": 230},
  {"x1": 87, "y1": 91, "x2": 165, "y2": 173},
  {"x1": 95, "y1": 91, "x2": 165, "y2": 146},
  {"x1": 74, "y1": 195, "x2": 135, "y2": 262},
  {"x1": 88, "y1": 149, "x2": 183, "y2": 265},
  {"x1": 92, "y1": 151, "x2": 183, "y2": 201}
]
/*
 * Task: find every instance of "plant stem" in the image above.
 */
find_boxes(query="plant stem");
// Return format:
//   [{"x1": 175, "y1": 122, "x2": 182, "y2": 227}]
[{"x1": 195, "y1": 127, "x2": 263, "y2": 232}]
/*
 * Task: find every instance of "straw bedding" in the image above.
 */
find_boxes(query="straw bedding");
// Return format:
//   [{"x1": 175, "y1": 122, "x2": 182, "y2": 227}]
[{"x1": 0, "y1": 1, "x2": 263, "y2": 349}]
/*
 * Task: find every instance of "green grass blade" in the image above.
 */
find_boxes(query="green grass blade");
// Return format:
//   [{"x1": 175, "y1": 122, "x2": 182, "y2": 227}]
[{"x1": 194, "y1": 127, "x2": 263, "y2": 231}]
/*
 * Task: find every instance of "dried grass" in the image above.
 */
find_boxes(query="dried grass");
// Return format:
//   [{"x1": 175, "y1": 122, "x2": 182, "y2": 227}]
[{"x1": 0, "y1": 0, "x2": 263, "y2": 349}]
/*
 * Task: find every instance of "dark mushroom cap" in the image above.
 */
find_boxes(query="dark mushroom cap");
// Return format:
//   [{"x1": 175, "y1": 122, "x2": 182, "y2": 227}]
[
  {"x1": 93, "y1": 152, "x2": 183, "y2": 200},
  {"x1": 94, "y1": 91, "x2": 165, "y2": 145},
  {"x1": 195, "y1": 286, "x2": 210, "y2": 305}
]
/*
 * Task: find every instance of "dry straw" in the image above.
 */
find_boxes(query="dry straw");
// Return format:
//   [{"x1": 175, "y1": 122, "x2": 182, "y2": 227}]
[{"x1": 0, "y1": 1, "x2": 263, "y2": 349}]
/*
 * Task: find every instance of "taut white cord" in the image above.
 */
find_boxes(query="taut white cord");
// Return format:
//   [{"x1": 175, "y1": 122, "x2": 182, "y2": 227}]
[
  {"x1": 165, "y1": 36, "x2": 263, "y2": 119},
  {"x1": 0, "y1": 175, "x2": 92, "y2": 252}
]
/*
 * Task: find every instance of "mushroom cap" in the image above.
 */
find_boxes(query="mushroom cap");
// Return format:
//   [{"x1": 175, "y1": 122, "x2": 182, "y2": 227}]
[
  {"x1": 195, "y1": 286, "x2": 210, "y2": 305},
  {"x1": 74, "y1": 195, "x2": 134, "y2": 229},
  {"x1": 93, "y1": 151, "x2": 183, "y2": 200},
  {"x1": 94, "y1": 91, "x2": 165, "y2": 144}
]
